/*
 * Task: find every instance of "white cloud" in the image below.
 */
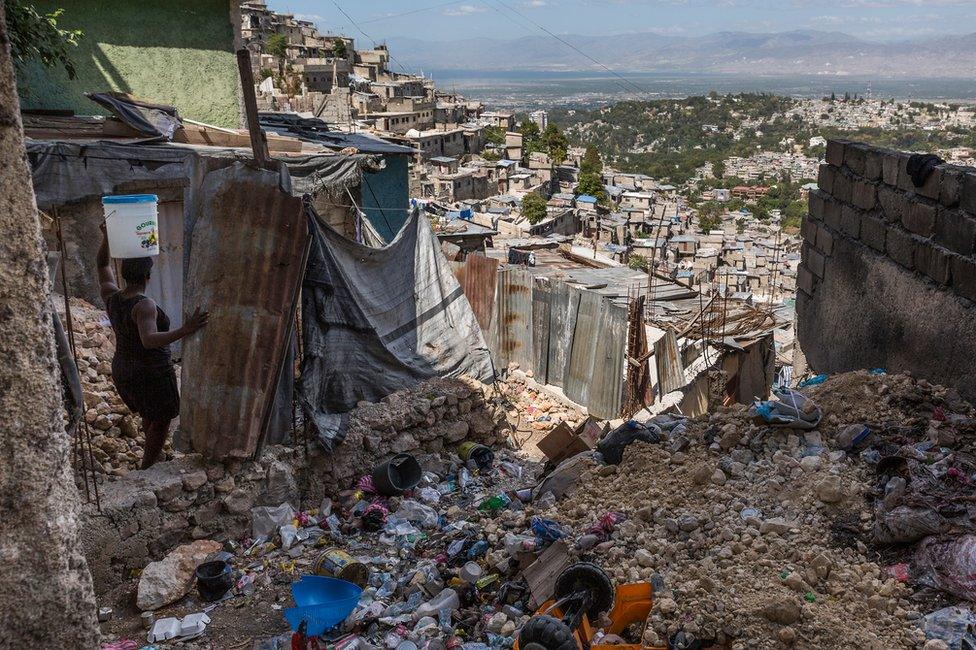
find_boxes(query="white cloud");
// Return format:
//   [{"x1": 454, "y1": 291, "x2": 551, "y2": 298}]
[
  {"x1": 444, "y1": 4, "x2": 488, "y2": 15},
  {"x1": 294, "y1": 13, "x2": 326, "y2": 24},
  {"x1": 525, "y1": 0, "x2": 550, "y2": 6}
]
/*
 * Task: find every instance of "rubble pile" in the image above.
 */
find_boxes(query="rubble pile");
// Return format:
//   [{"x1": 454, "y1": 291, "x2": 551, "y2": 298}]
[
  {"x1": 542, "y1": 370, "x2": 976, "y2": 648},
  {"x1": 56, "y1": 297, "x2": 171, "y2": 476},
  {"x1": 496, "y1": 369, "x2": 585, "y2": 445},
  {"x1": 96, "y1": 370, "x2": 976, "y2": 648}
]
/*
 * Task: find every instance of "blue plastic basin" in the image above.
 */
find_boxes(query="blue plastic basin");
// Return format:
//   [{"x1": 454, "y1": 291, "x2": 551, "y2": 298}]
[{"x1": 283, "y1": 576, "x2": 362, "y2": 636}]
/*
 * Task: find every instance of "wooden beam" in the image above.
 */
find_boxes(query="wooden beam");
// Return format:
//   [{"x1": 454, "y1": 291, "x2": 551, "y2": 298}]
[{"x1": 236, "y1": 49, "x2": 270, "y2": 167}]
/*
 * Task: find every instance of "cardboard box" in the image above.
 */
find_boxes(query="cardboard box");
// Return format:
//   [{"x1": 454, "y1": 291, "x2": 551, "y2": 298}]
[{"x1": 536, "y1": 417, "x2": 608, "y2": 465}]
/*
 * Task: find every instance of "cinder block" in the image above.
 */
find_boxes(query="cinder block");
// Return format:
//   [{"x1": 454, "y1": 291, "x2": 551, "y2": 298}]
[
  {"x1": 897, "y1": 155, "x2": 916, "y2": 192},
  {"x1": 883, "y1": 152, "x2": 907, "y2": 187},
  {"x1": 903, "y1": 200, "x2": 937, "y2": 237},
  {"x1": 833, "y1": 171, "x2": 853, "y2": 204},
  {"x1": 844, "y1": 143, "x2": 868, "y2": 177},
  {"x1": 816, "y1": 224, "x2": 834, "y2": 255},
  {"x1": 826, "y1": 140, "x2": 847, "y2": 167},
  {"x1": 887, "y1": 228, "x2": 917, "y2": 270},
  {"x1": 824, "y1": 199, "x2": 842, "y2": 230},
  {"x1": 852, "y1": 179, "x2": 877, "y2": 211},
  {"x1": 916, "y1": 165, "x2": 944, "y2": 201},
  {"x1": 878, "y1": 186, "x2": 906, "y2": 224},
  {"x1": 859, "y1": 213, "x2": 887, "y2": 253},
  {"x1": 962, "y1": 172, "x2": 976, "y2": 215},
  {"x1": 797, "y1": 265, "x2": 815, "y2": 295},
  {"x1": 916, "y1": 244, "x2": 952, "y2": 286},
  {"x1": 939, "y1": 167, "x2": 965, "y2": 208},
  {"x1": 863, "y1": 148, "x2": 885, "y2": 181},
  {"x1": 841, "y1": 205, "x2": 862, "y2": 239},
  {"x1": 951, "y1": 255, "x2": 976, "y2": 303},
  {"x1": 801, "y1": 217, "x2": 817, "y2": 244},
  {"x1": 935, "y1": 208, "x2": 976, "y2": 256},
  {"x1": 817, "y1": 164, "x2": 836, "y2": 194},
  {"x1": 808, "y1": 190, "x2": 826, "y2": 223},
  {"x1": 806, "y1": 246, "x2": 826, "y2": 278}
]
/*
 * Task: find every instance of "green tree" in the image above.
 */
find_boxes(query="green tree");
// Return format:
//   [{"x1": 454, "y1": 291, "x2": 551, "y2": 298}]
[
  {"x1": 711, "y1": 160, "x2": 725, "y2": 179},
  {"x1": 483, "y1": 126, "x2": 505, "y2": 146},
  {"x1": 628, "y1": 254, "x2": 649, "y2": 271},
  {"x1": 331, "y1": 39, "x2": 348, "y2": 59},
  {"x1": 576, "y1": 172, "x2": 605, "y2": 201},
  {"x1": 542, "y1": 123, "x2": 568, "y2": 163},
  {"x1": 4, "y1": 1, "x2": 82, "y2": 81},
  {"x1": 699, "y1": 213, "x2": 722, "y2": 233},
  {"x1": 521, "y1": 192, "x2": 548, "y2": 225},
  {"x1": 520, "y1": 119, "x2": 541, "y2": 155},
  {"x1": 266, "y1": 33, "x2": 288, "y2": 75},
  {"x1": 581, "y1": 146, "x2": 603, "y2": 175}
]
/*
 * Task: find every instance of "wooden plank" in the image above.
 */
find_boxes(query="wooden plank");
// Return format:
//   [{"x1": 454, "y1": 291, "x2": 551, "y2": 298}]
[
  {"x1": 180, "y1": 164, "x2": 305, "y2": 460},
  {"x1": 236, "y1": 49, "x2": 270, "y2": 166}
]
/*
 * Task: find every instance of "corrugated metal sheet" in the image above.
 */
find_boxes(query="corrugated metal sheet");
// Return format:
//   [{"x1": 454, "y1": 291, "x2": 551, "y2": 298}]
[
  {"x1": 492, "y1": 266, "x2": 534, "y2": 370},
  {"x1": 546, "y1": 282, "x2": 573, "y2": 388},
  {"x1": 563, "y1": 288, "x2": 602, "y2": 406},
  {"x1": 588, "y1": 302, "x2": 628, "y2": 418},
  {"x1": 454, "y1": 253, "x2": 499, "y2": 334},
  {"x1": 655, "y1": 329, "x2": 685, "y2": 395},
  {"x1": 181, "y1": 163, "x2": 306, "y2": 460},
  {"x1": 531, "y1": 278, "x2": 552, "y2": 382}
]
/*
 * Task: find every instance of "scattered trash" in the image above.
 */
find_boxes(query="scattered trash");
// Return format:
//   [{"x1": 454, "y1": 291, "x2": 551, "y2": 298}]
[
  {"x1": 923, "y1": 606, "x2": 976, "y2": 649},
  {"x1": 98, "y1": 606, "x2": 113, "y2": 623},
  {"x1": 751, "y1": 387, "x2": 822, "y2": 429},
  {"x1": 596, "y1": 419, "x2": 661, "y2": 465}
]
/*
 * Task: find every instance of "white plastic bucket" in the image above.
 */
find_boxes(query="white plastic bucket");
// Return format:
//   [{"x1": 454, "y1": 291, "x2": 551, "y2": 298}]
[{"x1": 102, "y1": 194, "x2": 160, "y2": 258}]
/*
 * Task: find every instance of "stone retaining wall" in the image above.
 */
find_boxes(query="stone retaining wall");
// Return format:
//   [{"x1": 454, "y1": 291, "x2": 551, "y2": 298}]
[
  {"x1": 81, "y1": 376, "x2": 507, "y2": 595},
  {"x1": 797, "y1": 139, "x2": 976, "y2": 400}
]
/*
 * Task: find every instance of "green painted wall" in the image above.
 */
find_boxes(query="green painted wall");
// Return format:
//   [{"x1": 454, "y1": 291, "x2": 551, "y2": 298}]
[{"x1": 18, "y1": 1, "x2": 241, "y2": 128}]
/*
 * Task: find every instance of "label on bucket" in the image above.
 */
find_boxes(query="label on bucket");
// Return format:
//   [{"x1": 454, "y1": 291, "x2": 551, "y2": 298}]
[
  {"x1": 136, "y1": 219, "x2": 159, "y2": 252},
  {"x1": 314, "y1": 548, "x2": 369, "y2": 587}
]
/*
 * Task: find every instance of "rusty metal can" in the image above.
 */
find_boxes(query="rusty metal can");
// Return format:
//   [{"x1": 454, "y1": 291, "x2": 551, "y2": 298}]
[{"x1": 313, "y1": 547, "x2": 369, "y2": 587}]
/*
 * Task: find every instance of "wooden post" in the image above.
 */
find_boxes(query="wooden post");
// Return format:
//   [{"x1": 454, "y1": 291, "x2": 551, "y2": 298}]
[{"x1": 236, "y1": 49, "x2": 270, "y2": 167}]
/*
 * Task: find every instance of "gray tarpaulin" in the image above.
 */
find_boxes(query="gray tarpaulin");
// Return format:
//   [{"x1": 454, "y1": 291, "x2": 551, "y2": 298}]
[{"x1": 299, "y1": 207, "x2": 494, "y2": 449}]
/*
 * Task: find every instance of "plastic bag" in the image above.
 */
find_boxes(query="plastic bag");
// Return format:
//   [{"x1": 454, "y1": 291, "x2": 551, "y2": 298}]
[
  {"x1": 874, "y1": 505, "x2": 948, "y2": 544},
  {"x1": 597, "y1": 420, "x2": 661, "y2": 465},
  {"x1": 250, "y1": 503, "x2": 295, "y2": 539},
  {"x1": 923, "y1": 606, "x2": 976, "y2": 649},
  {"x1": 751, "y1": 388, "x2": 822, "y2": 430},
  {"x1": 915, "y1": 535, "x2": 976, "y2": 600},
  {"x1": 395, "y1": 500, "x2": 440, "y2": 528}
]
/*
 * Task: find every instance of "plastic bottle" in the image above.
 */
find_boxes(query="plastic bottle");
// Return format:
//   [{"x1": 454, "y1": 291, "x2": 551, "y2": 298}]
[
  {"x1": 478, "y1": 494, "x2": 511, "y2": 513},
  {"x1": 414, "y1": 588, "x2": 460, "y2": 620}
]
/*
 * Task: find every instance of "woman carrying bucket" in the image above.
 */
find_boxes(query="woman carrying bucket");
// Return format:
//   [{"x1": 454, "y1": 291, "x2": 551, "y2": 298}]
[{"x1": 96, "y1": 195, "x2": 208, "y2": 468}]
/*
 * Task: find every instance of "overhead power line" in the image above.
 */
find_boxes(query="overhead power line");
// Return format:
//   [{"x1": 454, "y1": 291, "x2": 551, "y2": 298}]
[
  {"x1": 359, "y1": 1, "x2": 470, "y2": 25},
  {"x1": 482, "y1": 0, "x2": 646, "y2": 95}
]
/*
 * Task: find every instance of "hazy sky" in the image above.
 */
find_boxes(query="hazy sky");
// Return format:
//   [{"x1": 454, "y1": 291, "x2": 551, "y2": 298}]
[{"x1": 270, "y1": 0, "x2": 976, "y2": 42}]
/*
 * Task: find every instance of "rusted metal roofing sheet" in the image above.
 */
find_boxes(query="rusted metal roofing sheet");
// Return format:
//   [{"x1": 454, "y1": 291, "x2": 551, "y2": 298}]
[
  {"x1": 655, "y1": 328, "x2": 686, "y2": 396},
  {"x1": 588, "y1": 302, "x2": 628, "y2": 418},
  {"x1": 545, "y1": 281, "x2": 573, "y2": 389},
  {"x1": 563, "y1": 288, "x2": 602, "y2": 406},
  {"x1": 181, "y1": 163, "x2": 306, "y2": 460},
  {"x1": 531, "y1": 278, "x2": 552, "y2": 382},
  {"x1": 492, "y1": 266, "x2": 534, "y2": 371},
  {"x1": 453, "y1": 253, "x2": 499, "y2": 334}
]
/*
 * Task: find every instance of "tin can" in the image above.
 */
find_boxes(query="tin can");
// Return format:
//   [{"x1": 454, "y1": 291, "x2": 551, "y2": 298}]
[
  {"x1": 458, "y1": 442, "x2": 494, "y2": 470},
  {"x1": 313, "y1": 547, "x2": 369, "y2": 587}
]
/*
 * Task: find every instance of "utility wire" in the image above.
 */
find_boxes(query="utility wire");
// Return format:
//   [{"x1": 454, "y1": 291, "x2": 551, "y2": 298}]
[
  {"x1": 359, "y1": 0, "x2": 470, "y2": 25},
  {"x1": 330, "y1": 1, "x2": 418, "y2": 78},
  {"x1": 482, "y1": 0, "x2": 646, "y2": 95}
]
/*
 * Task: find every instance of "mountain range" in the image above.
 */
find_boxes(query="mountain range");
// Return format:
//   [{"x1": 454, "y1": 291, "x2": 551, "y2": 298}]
[{"x1": 387, "y1": 30, "x2": 976, "y2": 77}]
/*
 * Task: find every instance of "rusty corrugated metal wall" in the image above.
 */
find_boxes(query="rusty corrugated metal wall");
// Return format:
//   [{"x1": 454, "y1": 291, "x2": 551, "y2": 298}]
[
  {"x1": 452, "y1": 253, "x2": 499, "y2": 335},
  {"x1": 492, "y1": 266, "x2": 534, "y2": 371},
  {"x1": 181, "y1": 163, "x2": 306, "y2": 460},
  {"x1": 588, "y1": 302, "x2": 628, "y2": 419}
]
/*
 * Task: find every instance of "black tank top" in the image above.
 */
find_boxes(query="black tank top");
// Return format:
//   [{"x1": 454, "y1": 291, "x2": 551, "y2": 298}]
[{"x1": 106, "y1": 292, "x2": 172, "y2": 370}]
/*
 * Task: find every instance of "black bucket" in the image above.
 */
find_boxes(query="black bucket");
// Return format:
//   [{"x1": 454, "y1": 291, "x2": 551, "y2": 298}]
[
  {"x1": 195, "y1": 560, "x2": 234, "y2": 602},
  {"x1": 371, "y1": 453, "x2": 423, "y2": 496}
]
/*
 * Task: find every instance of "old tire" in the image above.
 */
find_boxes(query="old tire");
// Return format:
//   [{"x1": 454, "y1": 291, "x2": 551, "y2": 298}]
[
  {"x1": 517, "y1": 615, "x2": 577, "y2": 650},
  {"x1": 554, "y1": 561, "x2": 614, "y2": 618}
]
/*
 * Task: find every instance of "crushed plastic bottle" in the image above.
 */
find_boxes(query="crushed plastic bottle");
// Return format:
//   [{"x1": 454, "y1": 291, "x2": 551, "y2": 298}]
[
  {"x1": 478, "y1": 494, "x2": 511, "y2": 513},
  {"x1": 414, "y1": 588, "x2": 460, "y2": 620}
]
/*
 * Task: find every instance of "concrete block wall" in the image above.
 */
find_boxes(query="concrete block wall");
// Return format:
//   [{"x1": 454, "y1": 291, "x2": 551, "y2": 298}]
[
  {"x1": 81, "y1": 376, "x2": 506, "y2": 595},
  {"x1": 797, "y1": 140, "x2": 976, "y2": 399}
]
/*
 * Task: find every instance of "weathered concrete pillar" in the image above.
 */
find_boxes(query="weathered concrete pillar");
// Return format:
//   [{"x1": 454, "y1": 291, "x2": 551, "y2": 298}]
[{"x1": 0, "y1": 5, "x2": 100, "y2": 646}]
